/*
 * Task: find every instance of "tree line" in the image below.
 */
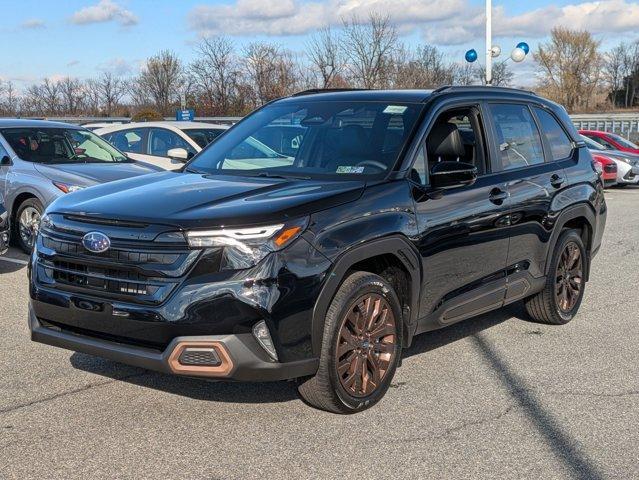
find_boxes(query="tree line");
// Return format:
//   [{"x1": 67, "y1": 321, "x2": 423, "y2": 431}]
[{"x1": 0, "y1": 16, "x2": 636, "y2": 117}]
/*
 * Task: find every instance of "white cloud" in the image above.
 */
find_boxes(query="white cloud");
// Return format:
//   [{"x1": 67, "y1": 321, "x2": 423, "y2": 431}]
[
  {"x1": 187, "y1": 0, "x2": 464, "y2": 37},
  {"x1": 21, "y1": 19, "x2": 46, "y2": 29},
  {"x1": 70, "y1": 0, "x2": 138, "y2": 27},
  {"x1": 66, "y1": 60, "x2": 80, "y2": 67},
  {"x1": 98, "y1": 57, "x2": 135, "y2": 75},
  {"x1": 187, "y1": 0, "x2": 639, "y2": 47}
]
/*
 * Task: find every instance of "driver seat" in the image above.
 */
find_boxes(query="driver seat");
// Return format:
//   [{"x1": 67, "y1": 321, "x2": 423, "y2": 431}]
[{"x1": 427, "y1": 123, "x2": 467, "y2": 163}]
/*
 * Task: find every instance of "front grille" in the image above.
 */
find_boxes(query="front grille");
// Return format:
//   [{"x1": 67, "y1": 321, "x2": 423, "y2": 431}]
[{"x1": 36, "y1": 227, "x2": 199, "y2": 305}]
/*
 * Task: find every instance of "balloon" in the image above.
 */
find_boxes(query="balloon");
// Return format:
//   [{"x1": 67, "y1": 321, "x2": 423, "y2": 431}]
[
  {"x1": 465, "y1": 49, "x2": 478, "y2": 63},
  {"x1": 511, "y1": 47, "x2": 526, "y2": 62},
  {"x1": 491, "y1": 45, "x2": 501, "y2": 58},
  {"x1": 516, "y1": 42, "x2": 530, "y2": 55}
]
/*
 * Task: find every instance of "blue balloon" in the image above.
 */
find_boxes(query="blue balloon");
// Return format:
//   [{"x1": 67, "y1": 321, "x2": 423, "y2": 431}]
[
  {"x1": 465, "y1": 49, "x2": 478, "y2": 63},
  {"x1": 516, "y1": 42, "x2": 530, "y2": 55}
]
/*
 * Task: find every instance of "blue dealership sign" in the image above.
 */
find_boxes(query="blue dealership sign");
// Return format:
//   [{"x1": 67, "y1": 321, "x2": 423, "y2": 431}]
[{"x1": 176, "y1": 109, "x2": 195, "y2": 121}]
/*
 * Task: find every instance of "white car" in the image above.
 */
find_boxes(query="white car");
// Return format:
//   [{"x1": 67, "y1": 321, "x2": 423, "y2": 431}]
[
  {"x1": 582, "y1": 135, "x2": 639, "y2": 186},
  {"x1": 82, "y1": 122, "x2": 124, "y2": 131},
  {"x1": 95, "y1": 121, "x2": 229, "y2": 171}
]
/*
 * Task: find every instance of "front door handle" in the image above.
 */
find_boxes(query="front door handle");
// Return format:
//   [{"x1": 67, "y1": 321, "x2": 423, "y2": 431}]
[
  {"x1": 489, "y1": 188, "x2": 509, "y2": 205},
  {"x1": 550, "y1": 174, "x2": 565, "y2": 188}
]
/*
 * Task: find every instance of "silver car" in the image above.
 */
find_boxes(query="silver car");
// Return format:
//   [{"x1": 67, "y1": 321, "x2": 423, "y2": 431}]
[{"x1": 0, "y1": 119, "x2": 162, "y2": 253}]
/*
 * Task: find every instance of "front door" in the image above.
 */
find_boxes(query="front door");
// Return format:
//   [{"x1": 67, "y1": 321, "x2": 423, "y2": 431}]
[{"x1": 411, "y1": 105, "x2": 511, "y2": 330}]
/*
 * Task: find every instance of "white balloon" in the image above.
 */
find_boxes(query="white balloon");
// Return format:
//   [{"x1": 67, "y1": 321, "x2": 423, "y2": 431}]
[
  {"x1": 511, "y1": 47, "x2": 526, "y2": 62},
  {"x1": 491, "y1": 45, "x2": 501, "y2": 58}
]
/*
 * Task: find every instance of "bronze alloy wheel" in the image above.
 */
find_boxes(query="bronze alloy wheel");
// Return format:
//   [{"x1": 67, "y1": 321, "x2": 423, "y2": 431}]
[
  {"x1": 335, "y1": 293, "x2": 397, "y2": 398},
  {"x1": 555, "y1": 241, "x2": 583, "y2": 313}
]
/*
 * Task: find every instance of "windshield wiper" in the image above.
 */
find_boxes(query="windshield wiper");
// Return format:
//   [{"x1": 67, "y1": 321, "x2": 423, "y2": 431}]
[{"x1": 251, "y1": 171, "x2": 312, "y2": 180}]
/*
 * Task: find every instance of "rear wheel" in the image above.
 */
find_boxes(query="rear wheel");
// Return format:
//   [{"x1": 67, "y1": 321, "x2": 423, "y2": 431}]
[
  {"x1": 15, "y1": 198, "x2": 43, "y2": 254},
  {"x1": 298, "y1": 271, "x2": 403, "y2": 414},
  {"x1": 525, "y1": 230, "x2": 586, "y2": 325}
]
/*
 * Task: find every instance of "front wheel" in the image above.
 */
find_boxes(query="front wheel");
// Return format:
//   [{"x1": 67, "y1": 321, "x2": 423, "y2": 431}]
[
  {"x1": 525, "y1": 229, "x2": 587, "y2": 325},
  {"x1": 298, "y1": 271, "x2": 403, "y2": 414},
  {"x1": 16, "y1": 198, "x2": 43, "y2": 254}
]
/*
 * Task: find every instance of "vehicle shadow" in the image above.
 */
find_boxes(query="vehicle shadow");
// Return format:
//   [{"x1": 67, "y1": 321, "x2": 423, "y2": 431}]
[
  {"x1": 69, "y1": 303, "x2": 530, "y2": 405},
  {"x1": 0, "y1": 260, "x2": 26, "y2": 275}
]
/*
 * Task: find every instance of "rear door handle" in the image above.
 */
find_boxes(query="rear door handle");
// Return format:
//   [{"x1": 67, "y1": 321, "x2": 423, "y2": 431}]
[
  {"x1": 550, "y1": 174, "x2": 565, "y2": 188},
  {"x1": 489, "y1": 188, "x2": 509, "y2": 205}
]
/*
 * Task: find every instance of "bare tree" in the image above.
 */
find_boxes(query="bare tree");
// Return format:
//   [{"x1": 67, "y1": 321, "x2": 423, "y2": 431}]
[
  {"x1": 243, "y1": 42, "x2": 299, "y2": 106},
  {"x1": 41, "y1": 78, "x2": 61, "y2": 115},
  {"x1": 0, "y1": 81, "x2": 18, "y2": 115},
  {"x1": 342, "y1": 13, "x2": 398, "y2": 89},
  {"x1": 191, "y1": 36, "x2": 241, "y2": 115},
  {"x1": 307, "y1": 27, "x2": 346, "y2": 88},
  {"x1": 393, "y1": 44, "x2": 455, "y2": 89},
  {"x1": 534, "y1": 28, "x2": 602, "y2": 112},
  {"x1": 476, "y1": 62, "x2": 514, "y2": 86},
  {"x1": 137, "y1": 50, "x2": 184, "y2": 114},
  {"x1": 604, "y1": 43, "x2": 626, "y2": 107},
  {"x1": 96, "y1": 72, "x2": 127, "y2": 116},
  {"x1": 59, "y1": 77, "x2": 85, "y2": 115},
  {"x1": 453, "y1": 63, "x2": 478, "y2": 86}
]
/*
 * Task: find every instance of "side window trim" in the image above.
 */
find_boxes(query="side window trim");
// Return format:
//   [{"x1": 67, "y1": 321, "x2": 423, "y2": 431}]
[{"x1": 530, "y1": 106, "x2": 574, "y2": 163}]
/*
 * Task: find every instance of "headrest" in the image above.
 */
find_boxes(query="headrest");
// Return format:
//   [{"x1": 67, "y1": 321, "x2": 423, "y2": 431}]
[{"x1": 427, "y1": 123, "x2": 466, "y2": 159}]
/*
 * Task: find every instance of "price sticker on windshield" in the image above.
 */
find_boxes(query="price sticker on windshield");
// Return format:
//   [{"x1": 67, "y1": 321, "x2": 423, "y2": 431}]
[{"x1": 383, "y1": 105, "x2": 407, "y2": 114}]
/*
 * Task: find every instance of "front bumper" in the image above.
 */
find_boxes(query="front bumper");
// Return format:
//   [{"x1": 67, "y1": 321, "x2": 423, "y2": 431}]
[
  {"x1": 29, "y1": 305, "x2": 318, "y2": 381},
  {"x1": 616, "y1": 161, "x2": 639, "y2": 184}
]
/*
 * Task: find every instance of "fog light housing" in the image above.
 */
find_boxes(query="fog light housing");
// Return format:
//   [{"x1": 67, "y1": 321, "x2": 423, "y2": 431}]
[{"x1": 253, "y1": 320, "x2": 278, "y2": 361}]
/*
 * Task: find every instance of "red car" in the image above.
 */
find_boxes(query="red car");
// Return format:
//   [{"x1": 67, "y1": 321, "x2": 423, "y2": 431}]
[
  {"x1": 591, "y1": 153, "x2": 618, "y2": 188},
  {"x1": 579, "y1": 130, "x2": 639, "y2": 154}
]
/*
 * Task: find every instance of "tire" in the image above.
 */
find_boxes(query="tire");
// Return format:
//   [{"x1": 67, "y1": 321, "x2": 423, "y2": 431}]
[
  {"x1": 15, "y1": 198, "x2": 43, "y2": 254},
  {"x1": 298, "y1": 271, "x2": 403, "y2": 414},
  {"x1": 524, "y1": 229, "x2": 587, "y2": 325}
]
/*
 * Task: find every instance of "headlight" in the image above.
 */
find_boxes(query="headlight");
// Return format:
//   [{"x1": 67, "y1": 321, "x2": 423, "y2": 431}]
[
  {"x1": 185, "y1": 217, "x2": 308, "y2": 270},
  {"x1": 53, "y1": 182, "x2": 86, "y2": 194}
]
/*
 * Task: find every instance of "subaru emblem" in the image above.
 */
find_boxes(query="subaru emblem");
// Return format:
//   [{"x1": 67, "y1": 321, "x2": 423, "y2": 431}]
[{"x1": 82, "y1": 231, "x2": 111, "y2": 253}]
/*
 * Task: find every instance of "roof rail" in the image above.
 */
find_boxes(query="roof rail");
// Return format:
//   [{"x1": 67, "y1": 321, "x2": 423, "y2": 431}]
[
  {"x1": 431, "y1": 85, "x2": 537, "y2": 96},
  {"x1": 291, "y1": 88, "x2": 369, "y2": 97}
]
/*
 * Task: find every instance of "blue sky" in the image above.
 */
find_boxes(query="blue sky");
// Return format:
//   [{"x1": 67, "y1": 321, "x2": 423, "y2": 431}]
[{"x1": 2, "y1": 0, "x2": 639, "y2": 88}]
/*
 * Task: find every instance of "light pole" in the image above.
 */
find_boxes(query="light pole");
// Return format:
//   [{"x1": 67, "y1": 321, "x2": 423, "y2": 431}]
[
  {"x1": 464, "y1": 1, "x2": 529, "y2": 85},
  {"x1": 486, "y1": 0, "x2": 492, "y2": 85}
]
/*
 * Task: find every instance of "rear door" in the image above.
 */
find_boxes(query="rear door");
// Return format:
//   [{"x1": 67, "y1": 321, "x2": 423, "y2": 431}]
[{"x1": 485, "y1": 102, "x2": 570, "y2": 285}]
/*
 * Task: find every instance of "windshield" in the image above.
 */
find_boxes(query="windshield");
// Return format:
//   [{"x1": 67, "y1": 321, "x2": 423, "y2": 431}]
[
  {"x1": 1, "y1": 128, "x2": 127, "y2": 164},
  {"x1": 610, "y1": 133, "x2": 639, "y2": 149},
  {"x1": 581, "y1": 135, "x2": 607, "y2": 150},
  {"x1": 184, "y1": 128, "x2": 226, "y2": 148},
  {"x1": 186, "y1": 101, "x2": 424, "y2": 179}
]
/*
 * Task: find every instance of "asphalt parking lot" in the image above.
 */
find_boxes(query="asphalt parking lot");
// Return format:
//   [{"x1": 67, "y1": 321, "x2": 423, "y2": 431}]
[{"x1": 0, "y1": 187, "x2": 637, "y2": 480}]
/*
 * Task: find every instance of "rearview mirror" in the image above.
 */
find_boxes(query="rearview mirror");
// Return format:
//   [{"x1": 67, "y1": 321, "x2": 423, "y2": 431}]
[
  {"x1": 0, "y1": 155, "x2": 11, "y2": 166},
  {"x1": 167, "y1": 148, "x2": 189, "y2": 162},
  {"x1": 430, "y1": 161, "x2": 477, "y2": 189}
]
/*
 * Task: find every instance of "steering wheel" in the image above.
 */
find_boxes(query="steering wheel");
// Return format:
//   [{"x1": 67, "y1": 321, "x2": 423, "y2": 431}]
[{"x1": 356, "y1": 160, "x2": 387, "y2": 171}]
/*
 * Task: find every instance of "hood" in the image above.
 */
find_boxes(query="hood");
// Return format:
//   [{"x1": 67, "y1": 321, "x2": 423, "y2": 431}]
[
  {"x1": 592, "y1": 149, "x2": 639, "y2": 166},
  {"x1": 34, "y1": 161, "x2": 163, "y2": 186},
  {"x1": 47, "y1": 171, "x2": 366, "y2": 229}
]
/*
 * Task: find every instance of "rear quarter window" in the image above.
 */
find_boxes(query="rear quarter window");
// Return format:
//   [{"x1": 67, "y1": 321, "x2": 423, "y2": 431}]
[{"x1": 533, "y1": 107, "x2": 573, "y2": 161}]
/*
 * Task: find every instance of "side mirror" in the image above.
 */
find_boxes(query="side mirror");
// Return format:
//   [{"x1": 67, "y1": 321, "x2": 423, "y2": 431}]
[
  {"x1": 167, "y1": 148, "x2": 189, "y2": 162},
  {"x1": 0, "y1": 155, "x2": 12, "y2": 166},
  {"x1": 430, "y1": 161, "x2": 477, "y2": 189}
]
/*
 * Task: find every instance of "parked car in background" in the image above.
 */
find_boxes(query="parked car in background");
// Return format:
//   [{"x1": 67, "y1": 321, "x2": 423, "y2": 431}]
[
  {"x1": 0, "y1": 201, "x2": 8, "y2": 255},
  {"x1": 252, "y1": 125, "x2": 306, "y2": 157},
  {"x1": 30, "y1": 87, "x2": 606, "y2": 414},
  {"x1": 581, "y1": 134, "x2": 639, "y2": 186},
  {"x1": 579, "y1": 130, "x2": 639, "y2": 155},
  {"x1": 95, "y1": 122, "x2": 229, "y2": 170},
  {"x1": 591, "y1": 153, "x2": 618, "y2": 188},
  {"x1": 82, "y1": 122, "x2": 124, "y2": 131},
  {"x1": 0, "y1": 120, "x2": 162, "y2": 253}
]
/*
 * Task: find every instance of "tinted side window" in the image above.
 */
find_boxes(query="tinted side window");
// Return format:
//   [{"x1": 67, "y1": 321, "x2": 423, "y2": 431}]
[
  {"x1": 533, "y1": 108, "x2": 572, "y2": 160},
  {"x1": 148, "y1": 129, "x2": 195, "y2": 157},
  {"x1": 585, "y1": 134, "x2": 614, "y2": 150},
  {"x1": 107, "y1": 128, "x2": 145, "y2": 154},
  {"x1": 489, "y1": 104, "x2": 544, "y2": 171}
]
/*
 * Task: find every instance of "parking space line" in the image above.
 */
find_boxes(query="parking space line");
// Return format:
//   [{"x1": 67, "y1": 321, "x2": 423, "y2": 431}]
[{"x1": 0, "y1": 257, "x2": 29, "y2": 266}]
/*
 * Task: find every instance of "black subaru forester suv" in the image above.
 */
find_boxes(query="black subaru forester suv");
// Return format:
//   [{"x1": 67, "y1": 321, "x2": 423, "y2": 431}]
[{"x1": 29, "y1": 87, "x2": 606, "y2": 413}]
